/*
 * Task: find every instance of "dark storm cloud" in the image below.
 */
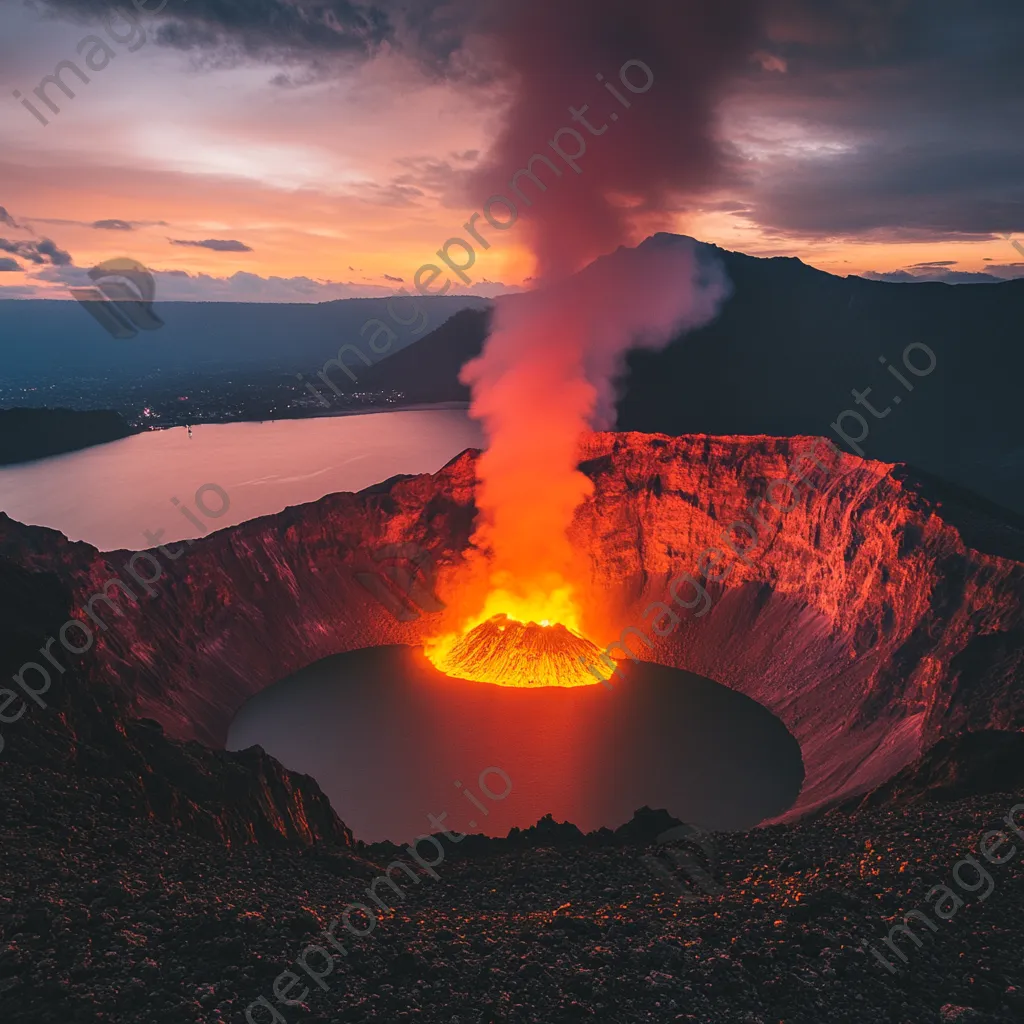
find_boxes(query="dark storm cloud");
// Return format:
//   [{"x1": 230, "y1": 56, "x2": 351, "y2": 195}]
[
  {"x1": 731, "y1": 0, "x2": 1024, "y2": 239},
  {"x1": 37, "y1": 0, "x2": 394, "y2": 60},
  {"x1": 93, "y1": 219, "x2": 134, "y2": 231},
  {"x1": 0, "y1": 238, "x2": 72, "y2": 266},
  {"x1": 414, "y1": 0, "x2": 1024, "y2": 245},
  {"x1": 35, "y1": 0, "x2": 489, "y2": 72},
  {"x1": 29, "y1": 0, "x2": 1024, "y2": 244},
  {"x1": 169, "y1": 238, "x2": 254, "y2": 252},
  {"x1": 0, "y1": 258, "x2": 22, "y2": 272},
  {"x1": 740, "y1": 144, "x2": 1024, "y2": 240}
]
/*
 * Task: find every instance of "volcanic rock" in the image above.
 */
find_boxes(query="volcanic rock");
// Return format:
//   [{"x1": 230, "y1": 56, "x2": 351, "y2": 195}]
[
  {"x1": 0, "y1": 432, "x2": 1022, "y2": 819},
  {"x1": 841, "y1": 729, "x2": 1024, "y2": 810},
  {"x1": 0, "y1": 558, "x2": 352, "y2": 848},
  {"x1": 2, "y1": 762, "x2": 1022, "y2": 1023}
]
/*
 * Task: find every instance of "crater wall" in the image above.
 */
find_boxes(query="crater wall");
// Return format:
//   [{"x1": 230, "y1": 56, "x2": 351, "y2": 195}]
[{"x1": 1, "y1": 433, "x2": 1021, "y2": 819}]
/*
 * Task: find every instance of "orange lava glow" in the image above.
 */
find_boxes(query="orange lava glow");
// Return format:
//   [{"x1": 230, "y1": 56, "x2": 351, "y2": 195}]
[
  {"x1": 423, "y1": 246, "x2": 720, "y2": 688},
  {"x1": 424, "y1": 611, "x2": 602, "y2": 688},
  {"x1": 421, "y1": 292, "x2": 599, "y2": 686},
  {"x1": 423, "y1": 568, "x2": 600, "y2": 686}
]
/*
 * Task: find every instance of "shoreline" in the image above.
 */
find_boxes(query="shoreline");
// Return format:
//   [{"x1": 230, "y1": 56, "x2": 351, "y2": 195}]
[
  {"x1": 0, "y1": 402, "x2": 475, "y2": 469},
  {"x1": 138, "y1": 400, "x2": 473, "y2": 432}
]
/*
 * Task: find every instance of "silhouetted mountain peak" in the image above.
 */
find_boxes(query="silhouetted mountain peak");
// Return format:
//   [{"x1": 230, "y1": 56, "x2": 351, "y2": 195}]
[{"x1": 357, "y1": 232, "x2": 1024, "y2": 515}]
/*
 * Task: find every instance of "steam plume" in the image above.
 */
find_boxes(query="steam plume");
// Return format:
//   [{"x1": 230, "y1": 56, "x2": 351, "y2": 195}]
[
  {"x1": 430, "y1": 1, "x2": 762, "y2": 658},
  {"x1": 458, "y1": 241, "x2": 728, "y2": 628}
]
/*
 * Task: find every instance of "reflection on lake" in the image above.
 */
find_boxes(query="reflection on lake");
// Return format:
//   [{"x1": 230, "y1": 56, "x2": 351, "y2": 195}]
[
  {"x1": 227, "y1": 645, "x2": 805, "y2": 843},
  {"x1": 0, "y1": 408, "x2": 483, "y2": 550}
]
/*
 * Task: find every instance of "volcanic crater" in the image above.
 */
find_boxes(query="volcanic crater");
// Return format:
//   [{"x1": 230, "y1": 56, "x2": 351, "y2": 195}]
[{"x1": 1, "y1": 431, "x2": 1022, "y2": 824}]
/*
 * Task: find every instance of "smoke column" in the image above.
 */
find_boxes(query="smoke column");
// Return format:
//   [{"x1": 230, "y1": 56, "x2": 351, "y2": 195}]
[
  {"x1": 434, "y1": 0, "x2": 765, "y2": 640},
  {"x1": 458, "y1": 243, "x2": 729, "y2": 628},
  {"x1": 466, "y1": 0, "x2": 766, "y2": 279}
]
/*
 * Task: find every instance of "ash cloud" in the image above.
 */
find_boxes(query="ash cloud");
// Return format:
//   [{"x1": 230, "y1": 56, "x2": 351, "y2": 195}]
[
  {"x1": 465, "y1": 0, "x2": 767, "y2": 279},
  {"x1": 441, "y1": 2, "x2": 755, "y2": 629}
]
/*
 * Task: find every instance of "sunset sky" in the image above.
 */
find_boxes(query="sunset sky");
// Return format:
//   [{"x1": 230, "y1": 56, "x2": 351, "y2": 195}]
[{"x1": 1, "y1": 0, "x2": 1022, "y2": 301}]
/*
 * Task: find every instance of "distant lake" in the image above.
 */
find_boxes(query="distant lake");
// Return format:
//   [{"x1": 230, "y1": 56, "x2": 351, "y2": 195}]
[{"x1": 0, "y1": 408, "x2": 483, "y2": 551}]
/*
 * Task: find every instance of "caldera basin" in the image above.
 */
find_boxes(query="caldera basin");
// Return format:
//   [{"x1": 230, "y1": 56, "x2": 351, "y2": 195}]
[{"x1": 226, "y1": 644, "x2": 805, "y2": 843}]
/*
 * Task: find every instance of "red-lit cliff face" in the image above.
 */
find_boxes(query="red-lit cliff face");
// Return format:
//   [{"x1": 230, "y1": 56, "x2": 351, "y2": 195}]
[
  {"x1": 1, "y1": 432, "x2": 1021, "y2": 820},
  {"x1": 0, "y1": 559, "x2": 354, "y2": 849}
]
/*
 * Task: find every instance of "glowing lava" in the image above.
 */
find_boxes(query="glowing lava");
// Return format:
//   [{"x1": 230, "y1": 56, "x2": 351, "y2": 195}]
[
  {"x1": 423, "y1": 565, "x2": 604, "y2": 687},
  {"x1": 424, "y1": 613, "x2": 602, "y2": 688}
]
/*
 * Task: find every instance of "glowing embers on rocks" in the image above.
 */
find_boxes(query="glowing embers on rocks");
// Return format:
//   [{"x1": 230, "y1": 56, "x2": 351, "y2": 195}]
[{"x1": 426, "y1": 613, "x2": 602, "y2": 688}]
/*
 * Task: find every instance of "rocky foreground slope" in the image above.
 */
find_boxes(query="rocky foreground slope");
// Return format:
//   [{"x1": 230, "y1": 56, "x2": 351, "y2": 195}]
[
  {"x1": 0, "y1": 432, "x2": 1022, "y2": 817},
  {"x1": 1, "y1": 739, "x2": 1022, "y2": 1023}
]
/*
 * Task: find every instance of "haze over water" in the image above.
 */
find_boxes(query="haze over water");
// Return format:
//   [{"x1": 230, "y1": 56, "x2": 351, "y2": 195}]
[{"x1": 0, "y1": 409, "x2": 483, "y2": 550}]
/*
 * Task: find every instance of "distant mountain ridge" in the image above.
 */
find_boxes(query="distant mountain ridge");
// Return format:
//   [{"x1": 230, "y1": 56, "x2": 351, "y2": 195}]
[
  {"x1": 0, "y1": 295, "x2": 490, "y2": 382},
  {"x1": 355, "y1": 234, "x2": 1024, "y2": 514},
  {"x1": 3, "y1": 235, "x2": 1021, "y2": 512}
]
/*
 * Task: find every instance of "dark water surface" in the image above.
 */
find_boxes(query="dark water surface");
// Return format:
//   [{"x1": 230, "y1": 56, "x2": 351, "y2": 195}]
[{"x1": 227, "y1": 645, "x2": 804, "y2": 843}]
